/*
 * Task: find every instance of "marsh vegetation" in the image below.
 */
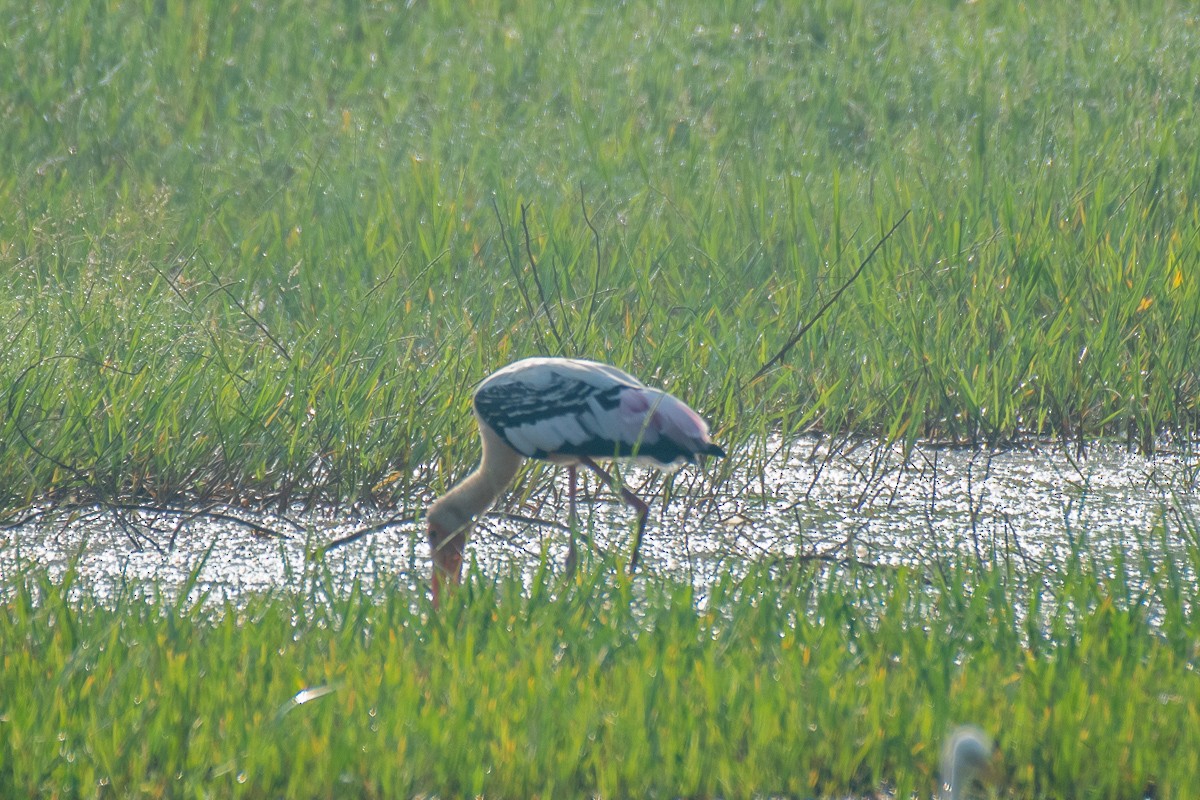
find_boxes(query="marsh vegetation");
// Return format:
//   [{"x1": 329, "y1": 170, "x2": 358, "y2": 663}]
[{"x1": 2, "y1": 0, "x2": 1200, "y2": 795}]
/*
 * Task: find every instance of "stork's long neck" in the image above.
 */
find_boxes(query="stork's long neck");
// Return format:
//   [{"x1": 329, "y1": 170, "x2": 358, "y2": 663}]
[{"x1": 428, "y1": 425, "x2": 524, "y2": 536}]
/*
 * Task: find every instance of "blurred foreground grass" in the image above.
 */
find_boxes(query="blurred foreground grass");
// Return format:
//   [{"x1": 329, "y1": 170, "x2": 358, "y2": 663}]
[{"x1": 3, "y1": 544, "x2": 1200, "y2": 798}]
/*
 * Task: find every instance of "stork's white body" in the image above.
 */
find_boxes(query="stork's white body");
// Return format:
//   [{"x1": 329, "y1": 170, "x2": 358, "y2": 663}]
[
  {"x1": 474, "y1": 357, "x2": 721, "y2": 468},
  {"x1": 426, "y1": 357, "x2": 724, "y2": 606}
]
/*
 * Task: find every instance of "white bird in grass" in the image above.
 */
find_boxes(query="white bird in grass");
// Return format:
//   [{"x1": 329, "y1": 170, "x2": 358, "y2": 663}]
[
  {"x1": 426, "y1": 357, "x2": 725, "y2": 607},
  {"x1": 941, "y1": 726, "x2": 994, "y2": 800}
]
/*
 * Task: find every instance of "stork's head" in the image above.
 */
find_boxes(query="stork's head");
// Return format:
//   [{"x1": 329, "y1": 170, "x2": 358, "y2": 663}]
[{"x1": 427, "y1": 504, "x2": 468, "y2": 609}]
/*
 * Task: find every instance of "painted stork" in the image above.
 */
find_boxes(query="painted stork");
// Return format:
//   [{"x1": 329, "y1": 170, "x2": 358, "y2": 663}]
[{"x1": 426, "y1": 357, "x2": 725, "y2": 606}]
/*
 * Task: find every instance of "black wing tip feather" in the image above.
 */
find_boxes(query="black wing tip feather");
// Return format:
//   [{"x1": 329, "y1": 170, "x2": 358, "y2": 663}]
[{"x1": 528, "y1": 437, "x2": 723, "y2": 466}]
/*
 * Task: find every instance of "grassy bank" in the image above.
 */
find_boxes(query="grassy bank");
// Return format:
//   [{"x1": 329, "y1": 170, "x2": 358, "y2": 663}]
[
  {"x1": 2, "y1": 545, "x2": 1198, "y2": 798},
  {"x1": 1, "y1": 0, "x2": 1199, "y2": 510}
]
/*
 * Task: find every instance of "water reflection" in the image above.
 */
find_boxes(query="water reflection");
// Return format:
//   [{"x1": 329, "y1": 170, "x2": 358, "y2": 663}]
[{"x1": 2, "y1": 437, "x2": 1198, "y2": 601}]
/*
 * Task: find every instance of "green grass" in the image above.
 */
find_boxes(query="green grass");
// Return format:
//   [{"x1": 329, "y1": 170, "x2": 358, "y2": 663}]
[
  {"x1": 3, "y1": 541, "x2": 1200, "y2": 798},
  {"x1": 1, "y1": 0, "x2": 1199, "y2": 510},
  {"x1": 4, "y1": 2, "x2": 1200, "y2": 796}
]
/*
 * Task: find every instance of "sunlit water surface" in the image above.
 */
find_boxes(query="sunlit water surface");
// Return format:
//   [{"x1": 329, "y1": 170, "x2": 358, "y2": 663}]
[{"x1": 3, "y1": 437, "x2": 1199, "y2": 603}]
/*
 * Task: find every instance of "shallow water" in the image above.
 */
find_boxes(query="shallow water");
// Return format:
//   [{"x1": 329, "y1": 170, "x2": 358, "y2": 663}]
[{"x1": 2, "y1": 437, "x2": 1198, "y2": 601}]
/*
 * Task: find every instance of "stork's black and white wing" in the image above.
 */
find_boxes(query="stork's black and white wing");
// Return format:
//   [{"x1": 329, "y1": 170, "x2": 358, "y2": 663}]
[{"x1": 472, "y1": 357, "x2": 724, "y2": 467}]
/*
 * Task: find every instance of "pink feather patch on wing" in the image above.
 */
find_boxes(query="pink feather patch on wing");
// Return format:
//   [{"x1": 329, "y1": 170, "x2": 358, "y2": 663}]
[{"x1": 655, "y1": 395, "x2": 709, "y2": 444}]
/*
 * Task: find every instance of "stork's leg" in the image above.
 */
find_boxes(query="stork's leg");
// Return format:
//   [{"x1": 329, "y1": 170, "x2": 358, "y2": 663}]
[
  {"x1": 565, "y1": 465, "x2": 579, "y2": 578},
  {"x1": 579, "y1": 456, "x2": 651, "y2": 574},
  {"x1": 429, "y1": 526, "x2": 466, "y2": 610}
]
